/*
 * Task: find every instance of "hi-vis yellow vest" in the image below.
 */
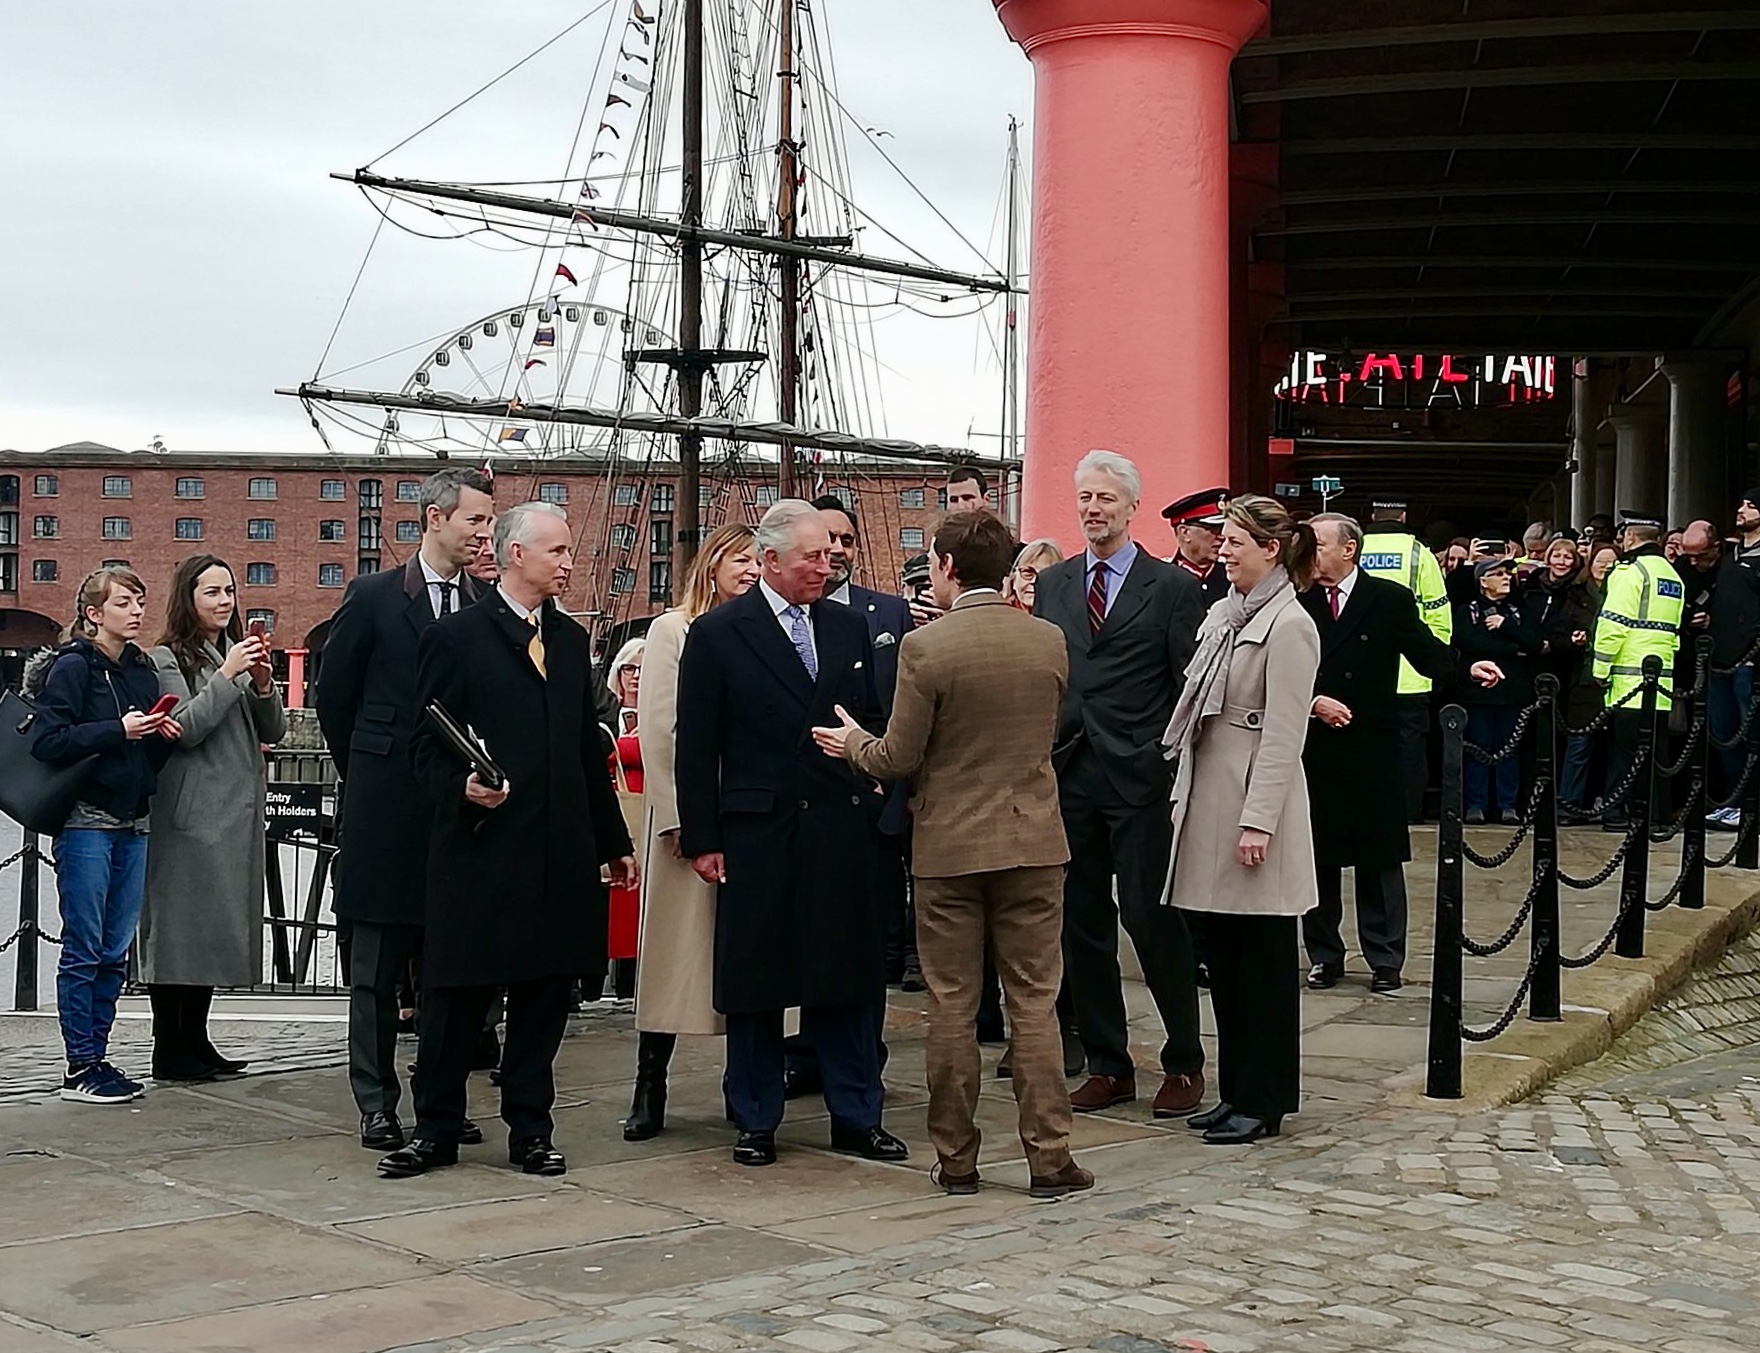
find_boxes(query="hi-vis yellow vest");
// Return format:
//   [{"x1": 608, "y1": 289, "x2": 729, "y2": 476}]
[
  {"x1": 1359, "y1": 527, "x2": 1452, "y2": 694},
  {"x1": 1592, "y1": 551, "x2": 1684, "y2": 712}
]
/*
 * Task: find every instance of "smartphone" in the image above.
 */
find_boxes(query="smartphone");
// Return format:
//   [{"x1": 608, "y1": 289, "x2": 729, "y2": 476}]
[
  {"x1": 247, "y1": 619, "x2": 269, "y2": 643},
  {"x1": 147, "y1": 694, "x2": 180, "y2": 718}
]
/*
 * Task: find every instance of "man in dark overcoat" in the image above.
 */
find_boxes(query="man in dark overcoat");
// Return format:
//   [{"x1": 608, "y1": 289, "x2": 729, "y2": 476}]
[
  {"x1": 379, "y1": 501, "x2": 636, "y2": 1179},
  {"x1": 675, "y1": 498, "x2": 906, "y2": 1169},
  {"x1": 1034, "y1": 450, "x2": 1207, "y2": 1119},
  {"x1": 1302, "y1": 513, "x2": 1502, "y2": 993},
  {"x1": 314, "y1": 467, "x2": 493, "y2": 1150}
]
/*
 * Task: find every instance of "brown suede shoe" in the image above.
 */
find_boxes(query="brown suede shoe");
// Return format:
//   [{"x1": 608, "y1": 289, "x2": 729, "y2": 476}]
[
  {"x1": 1151, "y1": 1071, "x2": 1206, "y2": 1119},
  {"x1": 932, "y1": 1162, "x2": 981, "y2": 1196},
  {"x1": 1029, "y1": 1161, "x2": 1096, "y2": 1199},
  {"x1": 1069, "y1": 1074, "x2": 1136, "y2": 1112}
]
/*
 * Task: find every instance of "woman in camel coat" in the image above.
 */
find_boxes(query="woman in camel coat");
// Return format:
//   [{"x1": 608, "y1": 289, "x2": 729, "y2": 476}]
[
  {"x1": 622, "y1": 523, "x2": 762, "y2": 1141},
  {"x1": 1162, "y1": 495, "x2": 1320, "y2": 1146}
]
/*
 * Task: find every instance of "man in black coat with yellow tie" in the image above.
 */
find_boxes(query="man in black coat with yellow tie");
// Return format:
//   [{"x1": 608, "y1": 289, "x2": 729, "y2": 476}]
[
  {"x1": 380, "y1": 501, "x2": 636, "y2": 1179},
  {"x1": 314, "y1": 467, "x2": 493, "y2": 1151},
  {"x1": 675, "y1": 499, "x2": 906, "y2": 1169},
  {"x1": 1302, "y1": 513, "x2": 1503, "y2": 993}
]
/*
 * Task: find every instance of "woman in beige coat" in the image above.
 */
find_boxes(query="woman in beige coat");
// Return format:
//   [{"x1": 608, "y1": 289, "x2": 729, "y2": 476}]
[
  {"x1": 622, "y1": 523, "x2": 762, "y2": 1141},
  {"x1": 1161, "y1": 495, "x2": 1320, "y2": 1145}
]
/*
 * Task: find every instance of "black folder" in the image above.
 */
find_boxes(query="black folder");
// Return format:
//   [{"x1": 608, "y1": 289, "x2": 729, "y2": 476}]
[{"x1": 425, "y1": 700, "x2": 506, "y2": 790}]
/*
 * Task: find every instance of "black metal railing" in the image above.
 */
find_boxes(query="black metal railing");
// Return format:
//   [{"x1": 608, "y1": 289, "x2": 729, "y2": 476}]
[{"x1": 1428, "y1": 635, "x2": 1760, "y2": 1098}]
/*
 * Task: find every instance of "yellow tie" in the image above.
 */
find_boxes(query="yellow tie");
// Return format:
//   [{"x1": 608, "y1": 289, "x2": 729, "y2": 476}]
[{"x1": 526, "y1": 611, "x2": 547, "y2": 679}]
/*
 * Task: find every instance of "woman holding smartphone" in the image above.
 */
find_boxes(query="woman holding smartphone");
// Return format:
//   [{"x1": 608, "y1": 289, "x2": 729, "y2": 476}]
[
  {"x1": 27, "y1": 566, "x2": 182, "y2": 1103},
  {"x1": 139, "y1": 554, "x2": 285, "y2": 1081}
]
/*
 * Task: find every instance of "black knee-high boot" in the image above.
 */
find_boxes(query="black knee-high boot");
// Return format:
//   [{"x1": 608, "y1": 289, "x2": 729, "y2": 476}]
[
  {"x1": 186, "y1": 986, "x2": 247, "y2": 1074},
  {"x1": 150, "y1": 985, "x2": 216, "y2": 1082},
  {"x1": 623, "y1": 1031, "x2": 677, "y2": 1141}
]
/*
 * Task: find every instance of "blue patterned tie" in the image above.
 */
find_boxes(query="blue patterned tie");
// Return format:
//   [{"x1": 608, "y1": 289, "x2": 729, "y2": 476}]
[{"x1": 784, "y1": 604, "x2": 818, "y2": 680}]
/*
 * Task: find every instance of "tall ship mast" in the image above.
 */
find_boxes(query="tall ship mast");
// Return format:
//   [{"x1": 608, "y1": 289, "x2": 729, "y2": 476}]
[{"x1": 283, "y1": 0, "x2": 1022, "y2": 647}]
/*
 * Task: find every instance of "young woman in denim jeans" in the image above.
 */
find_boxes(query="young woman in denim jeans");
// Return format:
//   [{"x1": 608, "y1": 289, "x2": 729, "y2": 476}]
[{"x1": 26, "y1": 566, "x2": 182, "y2": 1103}]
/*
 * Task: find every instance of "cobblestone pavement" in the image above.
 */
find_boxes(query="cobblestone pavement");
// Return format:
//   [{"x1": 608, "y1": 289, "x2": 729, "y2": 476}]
[{"x1": 2, "y1": 965, "x2": 1758, "y2": 1353}]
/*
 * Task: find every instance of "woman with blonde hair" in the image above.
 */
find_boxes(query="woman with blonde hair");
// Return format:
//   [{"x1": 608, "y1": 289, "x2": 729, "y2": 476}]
[
  {"x1": 1004, "y1": 538, "x2": 1063, "y2": 611},
  {"x1": 621, "y1": 521, "x2": 762, "y2": 1140},
  {"x1": 1160, "y1": 495, "x2": 1320, "y2": 1145}
]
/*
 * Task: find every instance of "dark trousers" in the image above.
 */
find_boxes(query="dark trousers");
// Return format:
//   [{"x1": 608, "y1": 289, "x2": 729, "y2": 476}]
[
  {"x1": 341, "y1": 919, "x2": 422, "y2": 1116},
  {"x1": 1707, "y1": 666, "x2": 1756, "y2": 799},
  {"x1": 412, "y1": 976, "x2": 572, "y2": 1145},
  {"x1": 1397, "y1": 695, "x2": 1431, "y2": 823},
  {"x1": 879, "y1": 834, "x2": 916, "y2": 971},
  {"x1": 1204, "y1": 912, "x2": 1300, "y2": 1119},
  {"x1": 728, "y1": 1003, "x2": 882, "y2": 1134},
  {"x1": 1304, "y1": 865, "x2": 1409, "y2": 974},
  {"x1": 1059, "y1": 746, "x2": 1203, "y2": 1081},
  {"x1": 1464, "y1": 706, "x2": 1522, "y2": 816},
  {"x1": 1604, "y1": 707, "x2": 1646, "y2": 823}
]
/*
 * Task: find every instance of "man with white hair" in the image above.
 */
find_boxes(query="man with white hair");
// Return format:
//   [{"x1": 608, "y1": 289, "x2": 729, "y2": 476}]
[
  {"x1": 382, "y1": 501, "x2": 637, "y2": 1179},
  {"x1": 675, "y1": 499, "x2": 905, "y2": 1169},
  {"x1": 1033, "y1": 451, "x2": 1210, "y2": 1120}
]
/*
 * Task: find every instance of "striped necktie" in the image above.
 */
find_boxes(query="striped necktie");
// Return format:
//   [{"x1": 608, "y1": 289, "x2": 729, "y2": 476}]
[
  {"x1": 1087, "y1": 560, "x2": 1109, "y2": 636},
  {"x1": 526, "y1": 611, "x2": 546, "y2": 679},
  {"x1": 784, "y1": 605, "x2": 818, "y2": 680}
]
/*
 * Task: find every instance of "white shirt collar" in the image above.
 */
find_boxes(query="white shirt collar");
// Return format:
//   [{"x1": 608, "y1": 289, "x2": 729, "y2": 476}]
[
  {"x1": 419, "y1": 554, "x2": 460, "y2": 587},
  {"x1": 951, "y1": 587, "x2": 1001, "y2": 608},
  {"x1": 498, "y1": 586, "x2": 535, "y2": 621},
  {"x1": 1332, "y1": 566, "x2": 1359, "y2": 600},
  {"x1": 827, "y1": 581, "x2": 852, "y2": 607},
  {"x1": 759, "y1": 579, "x2": 800, "y2": 616}
]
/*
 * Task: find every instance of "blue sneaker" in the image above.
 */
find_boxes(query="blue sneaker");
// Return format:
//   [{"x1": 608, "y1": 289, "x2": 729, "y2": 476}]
[
  {"x1": 60, "y1": 1063, "x2": 137, "y2": 1104},
  {"x1": 97, "y1": 1062, "x2": 146, "y2": 1099}
]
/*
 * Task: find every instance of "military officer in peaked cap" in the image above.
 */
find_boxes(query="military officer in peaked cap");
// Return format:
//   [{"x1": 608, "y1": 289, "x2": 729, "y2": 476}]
[{"x1": 1162, "y1": 488, "x2": 1232, "y2": 610}]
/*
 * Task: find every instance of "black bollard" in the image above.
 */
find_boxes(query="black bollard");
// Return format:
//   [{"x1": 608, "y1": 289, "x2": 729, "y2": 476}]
[
  {"x1": 1427, "y1": 705, "x2": 1467, "y2": 1100},
  {"x1": 14, "y1": 832, "x2": 40, "y2": 1012},
  {"x1": 1530, "y1": 676, "x2": 1562, "y2": 1021},
  {"x1": 1680, "y1": 636, "x2": 1711, "y2": 910},
  {"x1": 1615, "y1": 657, "x2": 1662, "y2": 959}
]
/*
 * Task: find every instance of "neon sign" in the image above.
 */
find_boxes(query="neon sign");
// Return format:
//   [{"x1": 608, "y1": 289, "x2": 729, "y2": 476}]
[{"x1": 1274, "y1": 351, "x2": 1557, "y2": 408}]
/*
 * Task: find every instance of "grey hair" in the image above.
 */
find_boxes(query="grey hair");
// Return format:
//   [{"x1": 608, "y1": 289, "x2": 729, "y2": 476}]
[
  {"x1": 493, "y1": 500, "x2": 567, "y2": 569},
  {"x1": 1014, "y1": 537, "x2": 1065, "y2": 571},
  {"x1": 1074, "y1": 449, "x2": 1142, "y2": 502},
  {"x1": 606, "y1": 637, "x2": 645, "y2": 698},
  {"x1": 419, "y1": 467, "x2": 493, "y2": 529},
  {"x1": 1522, "y1": 520, "x2": 1551, "y2": 551},
  {"x1": 1310, "y1": 512, "x2": 1364, "y2": 559},
  {"x1": 756, "y1": 498, "x2": 825, "y2": 557}
]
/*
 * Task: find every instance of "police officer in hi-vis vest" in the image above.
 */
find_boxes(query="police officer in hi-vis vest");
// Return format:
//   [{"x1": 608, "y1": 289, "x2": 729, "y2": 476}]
[
  {"x1": 1357, "y1": 500, "x2": 1452, "y2": 822},
  {"x1": 1592, "y1": 510, "x2": 1683, "y2": 830}
]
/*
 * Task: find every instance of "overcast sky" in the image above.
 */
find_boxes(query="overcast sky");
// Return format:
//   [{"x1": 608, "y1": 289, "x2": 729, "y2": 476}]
[{"x1": 0, "y1": 1, "x2": 1031, "y2": 458}]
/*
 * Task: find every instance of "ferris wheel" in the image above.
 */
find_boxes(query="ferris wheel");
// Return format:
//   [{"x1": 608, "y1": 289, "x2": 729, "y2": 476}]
[{"x1": 372, "y1": 299, "x2": 679, "y2": 458}]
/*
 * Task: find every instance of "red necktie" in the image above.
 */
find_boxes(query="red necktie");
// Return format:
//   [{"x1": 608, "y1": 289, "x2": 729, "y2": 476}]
[
  {"x1": 1327, "y1": 586, "x2": 1341, "y2": 619},
  {"x1": 1087, "y1": 561, "x2": 1108, "y2": 636}
]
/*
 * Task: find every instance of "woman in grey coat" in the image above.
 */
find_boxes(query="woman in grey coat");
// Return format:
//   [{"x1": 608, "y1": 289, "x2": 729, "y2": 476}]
[{"x1": 141, "y1": 555, "x2": 285, "y2": 1081}]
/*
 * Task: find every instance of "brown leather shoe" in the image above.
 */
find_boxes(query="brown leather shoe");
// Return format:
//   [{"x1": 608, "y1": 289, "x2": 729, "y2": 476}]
[
  {"x1": 1029, "y1": 1161, "x2": 1096, "y2": 1199},
  {"x1": 1069, "y1": 1074, "x2": 1136, "y2": 1112},
  {"x1": 1151, "y1": 1071, "x2": 1206, "y2": 1119}
]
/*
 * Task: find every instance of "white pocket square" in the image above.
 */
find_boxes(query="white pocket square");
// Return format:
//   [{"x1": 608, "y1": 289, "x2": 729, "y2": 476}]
[
  {"x1": 873, "y1": 632, "x2": 897, "y2": 648},
  {"x1": 854, "y1": 661, "x2": 865, "y2": 669}
]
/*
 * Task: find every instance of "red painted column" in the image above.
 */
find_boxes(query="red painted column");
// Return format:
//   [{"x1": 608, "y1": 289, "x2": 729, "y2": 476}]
[{"x1": 995, "y1": 0, "x2": 1268, "y2": 549}]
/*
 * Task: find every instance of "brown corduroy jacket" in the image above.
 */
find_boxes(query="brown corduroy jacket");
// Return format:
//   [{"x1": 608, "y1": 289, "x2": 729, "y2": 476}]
[{"x1": 843, "y1": 590, "x2": 1070, "y2": 879}]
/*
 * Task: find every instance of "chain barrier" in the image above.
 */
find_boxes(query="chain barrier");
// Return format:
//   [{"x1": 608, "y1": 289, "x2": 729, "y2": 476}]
[
  {"x1": 0, "y1": 920, "x2": 62, "y2": 955},
  {"x1": 1707, "y1": 743, "x2": 1759, "y2": 812},
  {"x1": 1709, "y1": 690, "x2": 1760, "y2": 751},
  {"x1": 1559, "y1": 891, "x2": 1636, "y2": 970},
  {"x1": 1708, "y1": 811, "x2": 1760, "y2": 869},
  {"x1": 1557, "y1": 819, "x2": 1641, "y2": 889},
  {"x1": 1645, "y1": 840, "x2": 1699, "y2": 910},
  {"x1": 1559, "y1": 678, "x2": 1650, "y2": 737},
  {"x1": 1460, "y1": 954, "x2": 1540, "y2": 1043},
  {"x1": 1653, "y1": 704, "x2": 1708, "y2": 782},
  {"x1": 1460, "y1": 872, "x2": 1543, "y2": 958},
  {"x1": 1462, "y1": 697, "x2": 1545, "y2": 764},
  {"x1": 1651, "y1": 780, "x2": 1705, "y2": 842},
  {"x1": 1461, "y1": 778, "x2": 1545, "y2": 869}
]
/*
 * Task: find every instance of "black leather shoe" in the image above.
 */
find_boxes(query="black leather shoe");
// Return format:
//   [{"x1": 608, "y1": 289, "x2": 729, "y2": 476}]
[
  {"x1": 1370, "y1": 968, "x2": 1403, "y2": 994},
  {"x1": 1062, "y1": 1029, "x2": 1086, "y2": 1079},
  {"x1": 360, "y1": 1110, "x2": 405, "y2": 1150},
  {"x1": 509, "y1": 1137, "x2": 567, "y2": 1176},
  {"x1": 378, "y1": 1137, "x2": 457, "y2": 1177},
  {"x1": 1188, "y1": 1101, "x2": 1234, "y2": 1131},
  {"x1": 1306, "y1": 962, "x2": 1344, "y2": 990},
  {"x1": 831, "y1": 1124, "x2": 909, "y2": 1162},
  {"x1": 900, "y1": 959, "x2": 926, "y2": 993},
  {"x1": 1201, "y1": 1113, "x2": 1282, "y2": 1145},
  {"x1": 782, "y1": 1064, "x2": 821, "y2": 1101},
  {"x1": 734, "y1": 1130, "x2": 777, "y2": 1167},
  {"x1": 459, "y1": 1117, "x2": 484, "y2": 1146}
]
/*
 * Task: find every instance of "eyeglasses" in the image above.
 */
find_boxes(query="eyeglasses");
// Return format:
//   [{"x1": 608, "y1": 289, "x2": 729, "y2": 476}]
[
  {"x1": 827, "y1": 532, "x2": 856, "y2": 548},
  {"x1": 1013, "y1": 565, "x2": 1039, "y2": 582}
]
